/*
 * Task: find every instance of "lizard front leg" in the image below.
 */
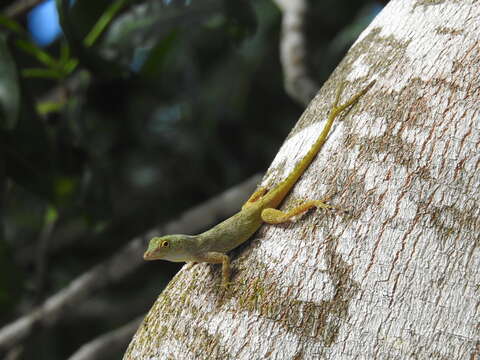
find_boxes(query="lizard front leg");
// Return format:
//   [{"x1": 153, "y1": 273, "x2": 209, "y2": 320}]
[{"x1": 197, "y1": 252, "x2": 231, "y2": 287}]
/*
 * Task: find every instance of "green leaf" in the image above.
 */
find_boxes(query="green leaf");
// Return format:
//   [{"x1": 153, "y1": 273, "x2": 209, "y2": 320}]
[
  {"x1": 63, "y1": 58, "x2": 79, "y2": 73},
  {"x1": 36, "y1": 100, "x2": 66, "y2": 115},
  {"x1": 15, "y1": 38, "x2": 60, "y2": 69},
  {"x1": 0, "y1": 34, "x2": 20, "y2": 130},
  {"x1": 12, "y1": 36, "x2": 76, "y2": 80},
  {"x1": 84, "y1": 0, "x2": 130, "y2": 47},
  {"x1": 54, "y1": 176, "x2": 76, "y2": 199},
  {"x1": 139, "y1": 30, "x2": 178, "y2": 77},
  {"x1": 57, "y1": 41, "x2": 78, "y2": 76},
  {"x1": 45, "y1": 204, "x2": 59, "y2": 223},
  {"x1": 21, "y1": 67, "x2": 64, "y2": 79},
  {"x1": 56, "y1": 0, "x2": 128, "y2": 79},
  {"x1": 58, "y1": 40, "x2": 72, "y2": 66},
  {"x1": 0, "y1": 14, "x2": 26, "y2": 35}
]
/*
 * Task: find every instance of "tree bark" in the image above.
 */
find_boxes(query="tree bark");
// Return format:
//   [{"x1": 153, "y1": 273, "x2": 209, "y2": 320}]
[{"x1": 124, "y1": 0, "x2": 480, "y2": 358}]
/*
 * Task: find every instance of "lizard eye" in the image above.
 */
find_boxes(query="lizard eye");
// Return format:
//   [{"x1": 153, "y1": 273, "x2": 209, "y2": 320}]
[{"x1": 161, "y1": 240, "x2": 169, "y2": 248}]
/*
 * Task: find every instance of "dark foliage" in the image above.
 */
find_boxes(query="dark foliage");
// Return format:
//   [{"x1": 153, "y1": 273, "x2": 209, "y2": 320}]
[{"x1": 0, "y1": 0, "x2": 384, "y2": 358}]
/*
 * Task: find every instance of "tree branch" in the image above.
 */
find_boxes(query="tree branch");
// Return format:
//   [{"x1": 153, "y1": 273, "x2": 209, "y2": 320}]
[
  {"x1": 272, "y1": 0, "x2": 319, "y2": 106},
  {"x1": 67, "y1": 316, "x2": 143, "y2": 360},
  {"x1": 2, "y1": 0, "x2": 44, "y2": 18},
  {"x1": 4, "y1": 346, "x2": 22, "y2": 360},
  {"x1": 0, "y1": 174, "x2": 261, "y2": 351},
  {"x1": 32, "y1": 211, "x2": 57, "y2": 303}
]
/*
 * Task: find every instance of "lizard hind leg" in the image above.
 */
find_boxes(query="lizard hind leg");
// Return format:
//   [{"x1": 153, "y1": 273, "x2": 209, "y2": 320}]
[
  {"x1": 242, "y1": 186, "x2": 268, "y2": 209},
  {"x1": 261, "y1": 200, "x2": 339, "y2": 224},
  {"x1": 330, "y1": 80, "x2": 376, "y2": 120}
]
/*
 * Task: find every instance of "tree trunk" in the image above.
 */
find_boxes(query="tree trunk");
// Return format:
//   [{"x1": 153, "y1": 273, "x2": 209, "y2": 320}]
[{"x1": 124, "y1": 0, "x2": 480, "y2": 358}]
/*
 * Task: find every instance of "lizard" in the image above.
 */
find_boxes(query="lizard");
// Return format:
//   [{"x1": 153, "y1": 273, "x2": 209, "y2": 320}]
[{"x1": 143, "y1": 80, "x2": 375, "y2": 286}]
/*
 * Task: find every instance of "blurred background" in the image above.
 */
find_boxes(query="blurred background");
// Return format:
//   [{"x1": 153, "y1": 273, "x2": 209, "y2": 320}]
[{"x1": 0, "y1": 0, "x2": 386, "y2": 358}]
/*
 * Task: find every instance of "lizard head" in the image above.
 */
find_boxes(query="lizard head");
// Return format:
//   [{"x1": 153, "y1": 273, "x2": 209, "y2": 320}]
[{"x1": 143, "y1": 234, "x2": 196, "y2": 262}]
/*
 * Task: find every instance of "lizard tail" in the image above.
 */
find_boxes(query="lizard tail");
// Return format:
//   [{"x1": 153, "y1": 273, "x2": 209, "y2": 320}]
[{"x1": 262, "y1": 80, "x2": 375, "y2": 208}]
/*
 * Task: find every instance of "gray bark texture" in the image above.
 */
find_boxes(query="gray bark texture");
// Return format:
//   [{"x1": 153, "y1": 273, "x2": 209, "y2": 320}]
[{"x1": 124, "y1": 0, "x2": 480, "y2": 359}]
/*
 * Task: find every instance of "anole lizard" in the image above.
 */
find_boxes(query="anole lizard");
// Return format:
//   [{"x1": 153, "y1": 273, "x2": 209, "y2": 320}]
[{"x1": 143, "y1": 80, "x2": 375, "y2": 286}]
